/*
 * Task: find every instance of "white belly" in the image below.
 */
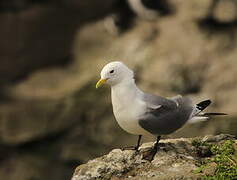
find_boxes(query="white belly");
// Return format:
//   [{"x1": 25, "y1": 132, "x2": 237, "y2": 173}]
[
  {"x1": 114, "y1": 110, "x2": 151, "y2": 136},
  {"x1": 112, "y1": 99, "x2": 152, "y2": 136}
]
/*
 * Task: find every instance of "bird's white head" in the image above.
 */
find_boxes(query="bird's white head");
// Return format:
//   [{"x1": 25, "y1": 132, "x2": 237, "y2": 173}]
[{"x1": 96, "y1": 61, "x2": 134, "y2": 88}]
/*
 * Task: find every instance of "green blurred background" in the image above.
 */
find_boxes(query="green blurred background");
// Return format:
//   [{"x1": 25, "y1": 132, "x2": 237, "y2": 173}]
[{"x1": 0, "y1": 0, "x2": 236, "y2": 179}]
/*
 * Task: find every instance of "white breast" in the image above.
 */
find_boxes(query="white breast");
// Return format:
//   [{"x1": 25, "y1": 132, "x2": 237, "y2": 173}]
[{"x1": 111, "y1": 83, "x2": 152, "y2": 136}]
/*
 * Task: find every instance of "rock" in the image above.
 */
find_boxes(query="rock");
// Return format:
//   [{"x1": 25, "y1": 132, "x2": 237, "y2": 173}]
[{"x1": 72, "y1": 134, "x2": 237, "y2": 180}]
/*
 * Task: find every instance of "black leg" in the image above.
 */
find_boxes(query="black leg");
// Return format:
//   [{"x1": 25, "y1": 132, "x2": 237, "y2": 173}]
[
  {"x1": 143, "y1": 135, "x2": 161, "y2": 161},
  {"x1": 122, "y1": 135, "x2": 142, "y2": 151},
  {"x1": 135, "y1": 135, "x2": 142, "y2": 150},
  {"x1": 154, "y1": 135, "x2": 161, "y2": 150}
]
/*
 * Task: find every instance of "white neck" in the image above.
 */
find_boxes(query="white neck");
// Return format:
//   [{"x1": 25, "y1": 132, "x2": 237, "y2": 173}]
[{"x1": 111, "y1": 79, "x2": 143, "y2": 109}]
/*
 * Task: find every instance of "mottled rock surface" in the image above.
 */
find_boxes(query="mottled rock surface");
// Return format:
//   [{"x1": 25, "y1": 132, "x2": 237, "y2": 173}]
[{"x1": 72, "y1": 134, "x2": 237, "y2": 180}]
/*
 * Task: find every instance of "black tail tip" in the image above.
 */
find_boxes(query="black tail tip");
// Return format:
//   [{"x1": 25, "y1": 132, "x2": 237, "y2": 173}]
[
  {"x1": 196, "y1": 99, "x2": 211, "y2": 111},
  {"x1": 203, "y1": 112, "x2": 228, "y2": 116}
]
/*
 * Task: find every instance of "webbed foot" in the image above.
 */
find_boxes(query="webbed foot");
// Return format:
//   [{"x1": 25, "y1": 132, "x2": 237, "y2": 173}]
[
  {"x1": 142, "y1": 135, "x2": 161, "y2": 161},
  {"x1": 142, "y1": 146, "x2": 159, "y2": 161}
]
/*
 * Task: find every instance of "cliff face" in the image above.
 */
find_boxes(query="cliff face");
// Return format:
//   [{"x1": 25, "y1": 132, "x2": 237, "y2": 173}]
[
  {"x1": 72, "y1": 134, "x2": 237, "y2": 180},
  {"x1": 0, "y1": 0, "x2": 237, "y2": 180}
]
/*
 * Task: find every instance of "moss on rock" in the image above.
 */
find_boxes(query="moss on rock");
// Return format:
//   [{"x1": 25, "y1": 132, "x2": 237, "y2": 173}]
[{"x1": 192, "y1": 138, "x2": 237, "y2": 179}]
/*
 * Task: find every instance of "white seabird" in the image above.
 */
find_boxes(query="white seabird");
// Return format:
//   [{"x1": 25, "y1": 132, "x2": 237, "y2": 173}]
[{"x1": 96, "y1": 61, "x2": 226, "y2": 160}]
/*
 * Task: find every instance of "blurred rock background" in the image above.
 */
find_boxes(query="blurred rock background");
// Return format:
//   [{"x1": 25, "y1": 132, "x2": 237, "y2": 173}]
[{"x1": 0, "y1": 0, "x2": 236, "y2": 179}]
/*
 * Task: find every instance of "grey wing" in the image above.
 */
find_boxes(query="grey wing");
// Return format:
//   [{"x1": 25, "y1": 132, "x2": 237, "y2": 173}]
[{"x1": 139, "y1": 94, "x2": 193, "y2": 135}]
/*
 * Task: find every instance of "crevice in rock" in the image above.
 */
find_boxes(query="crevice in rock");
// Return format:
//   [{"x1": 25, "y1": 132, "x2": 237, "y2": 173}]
[
  {"x1": 197, "y1": 0, "x2": 237, "y2": 34},
  {"x1": 198, "y1": 16, "x2": 237, "y2": 33},
  {"x1": 198, "y1": 16, "x2": 237, "y2": 52},
  {"x1": 141, "y1": 0, "x2": 175, "y2": 16}
]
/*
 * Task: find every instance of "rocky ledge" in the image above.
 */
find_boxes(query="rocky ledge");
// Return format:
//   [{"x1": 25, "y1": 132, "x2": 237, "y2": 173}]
[{"x1": 72, "y1": 134, "x2": 237, "y2": 180}]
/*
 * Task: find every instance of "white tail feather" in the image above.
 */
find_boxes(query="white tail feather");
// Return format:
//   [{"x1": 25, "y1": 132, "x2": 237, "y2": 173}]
[
  {"x1": 188, "y1": 99, "x2": 226, "y2": 124},
  {"x1": 188, "y1": 116, "x2": 209, "y2": 124}
]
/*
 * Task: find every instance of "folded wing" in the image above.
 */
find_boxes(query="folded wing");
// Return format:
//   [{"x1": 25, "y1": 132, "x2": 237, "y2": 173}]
[{"x1": 139, "y1": 94, "x2": 193, "y2": 135}]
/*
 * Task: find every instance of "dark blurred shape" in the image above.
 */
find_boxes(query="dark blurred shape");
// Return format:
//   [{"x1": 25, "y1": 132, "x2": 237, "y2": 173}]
[
  {"x1": 198, "y1": 0, "x2": 237, "y2": 51},
  {"x1": 198, "y1": 0, "x2": 237, "y2": 32},
  {"x1": 105, "y1": 0, "x2": 174, "y2": 34},
  {"x1": 168, "y1": 63, "x2": 208, "y2": 94},
  {"x1": 0, "y1": 0, "x2": 116, "y2": 86},
  {"x1": 199, "y1": 17, "x2": 237, "y2": 32},
  {"x1": 110, "y1": 0, "x2": 135, "y2": 34},
  {"x1": 0, "y1": 0, "x2": 27, "y2": 12},
  {"x1": 141, "y1": 0, "x2": 173, "y2": 15}
]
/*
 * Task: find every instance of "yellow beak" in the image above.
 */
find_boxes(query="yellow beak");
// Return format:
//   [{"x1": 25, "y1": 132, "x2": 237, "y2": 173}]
[{"x1": 96, "y1": 79, "x2": 107, "y2": 88}]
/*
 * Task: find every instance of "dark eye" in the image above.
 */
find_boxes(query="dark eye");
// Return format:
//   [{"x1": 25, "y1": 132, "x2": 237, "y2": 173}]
[{"x1": 110, "y1": 70, "x2": 114, "y2": 74}]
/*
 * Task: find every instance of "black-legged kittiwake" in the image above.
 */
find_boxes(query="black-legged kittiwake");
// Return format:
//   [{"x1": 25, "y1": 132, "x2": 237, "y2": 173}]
[{"x1": 96, "y1": 61, "x2": 226, "y2": 160}]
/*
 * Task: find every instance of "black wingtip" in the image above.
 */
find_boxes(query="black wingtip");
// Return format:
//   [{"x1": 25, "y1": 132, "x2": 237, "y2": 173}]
[
  {"x1": 196, "y1": 99, "x2": 211, "y2": 111},
  {"x1": 203, "y1": 112, "x2": 228, "y2": 116}
]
